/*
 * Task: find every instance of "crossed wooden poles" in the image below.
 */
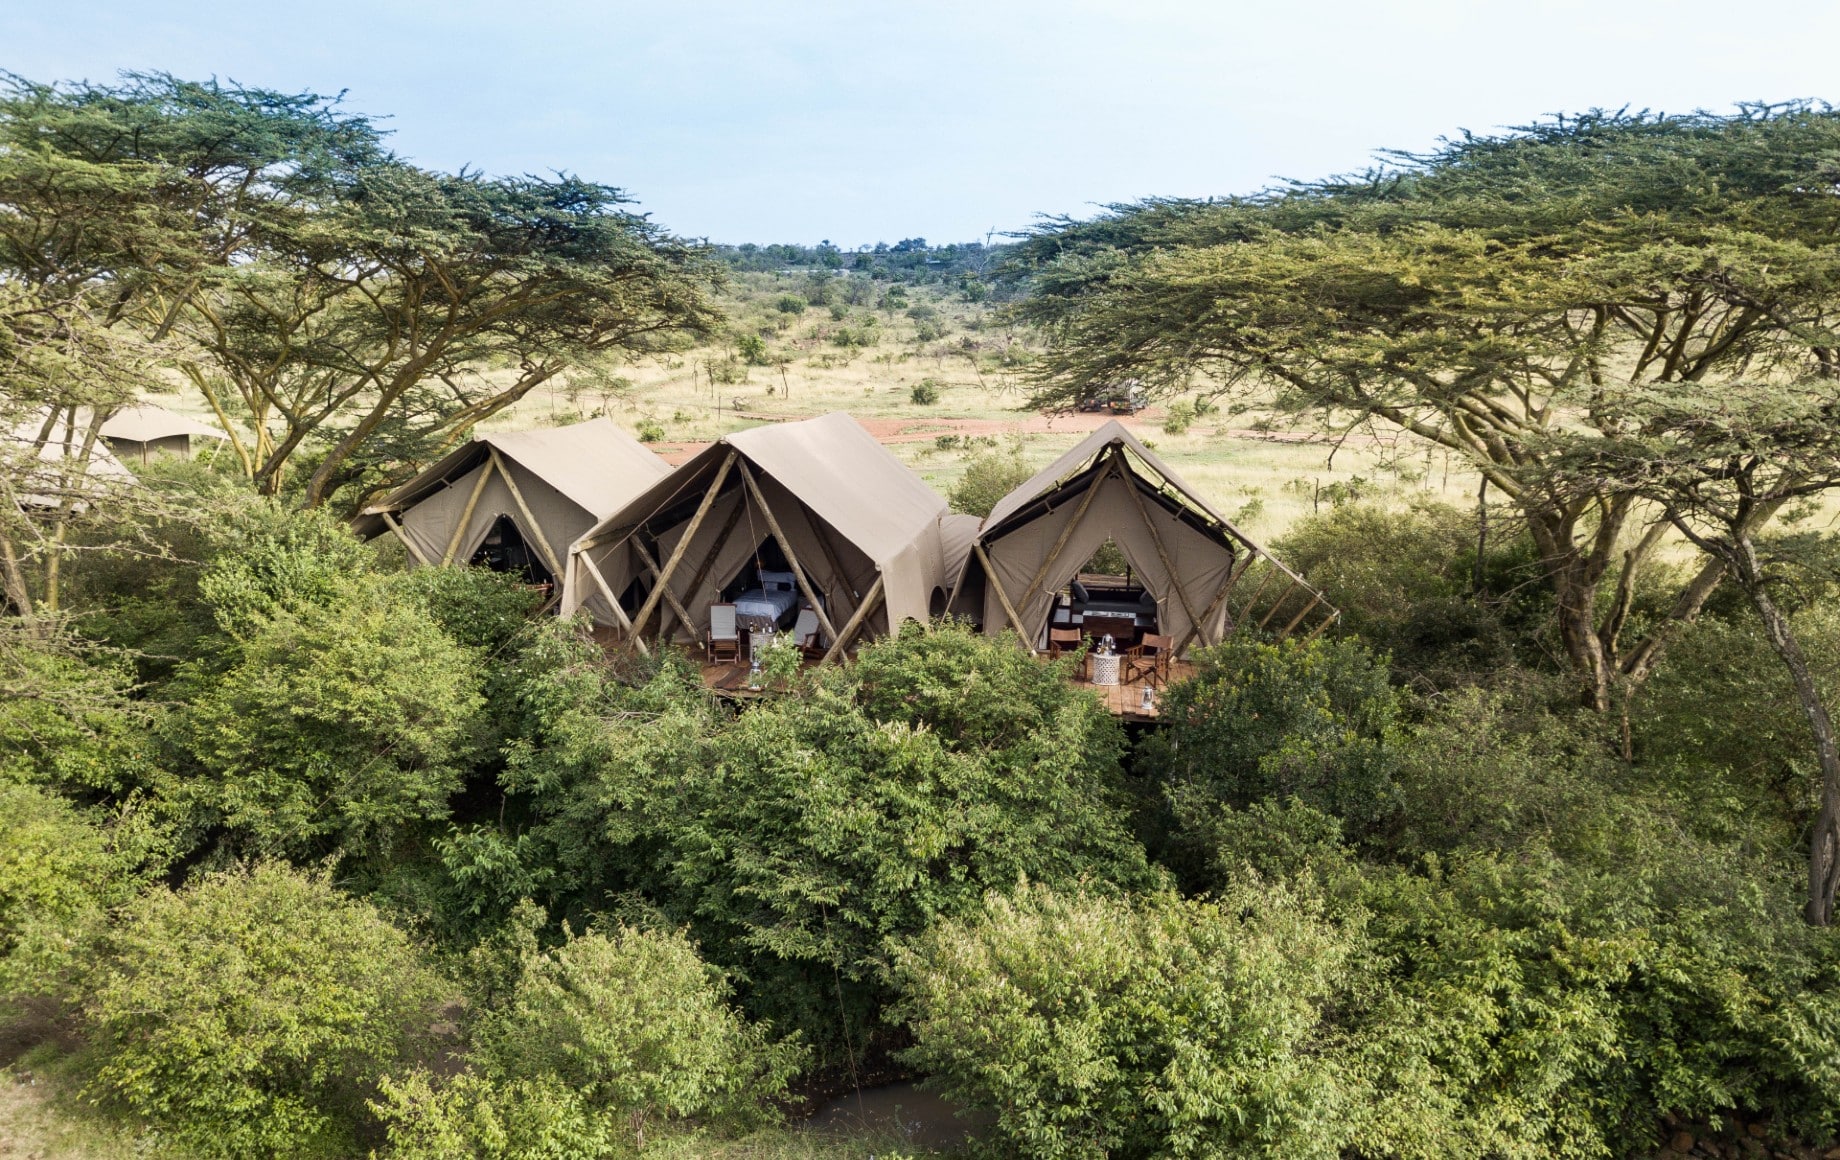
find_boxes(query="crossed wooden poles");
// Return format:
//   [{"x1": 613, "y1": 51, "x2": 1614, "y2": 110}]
[
  {"x1": 376, "y1": 446, "x2": 568, "y2": 611},
  {"x1": 569, "y1": 449, "x2": 882, "y2": 665},
  {"x1": 975, "y1": 445, "x2": 1338, "y2": 653}
]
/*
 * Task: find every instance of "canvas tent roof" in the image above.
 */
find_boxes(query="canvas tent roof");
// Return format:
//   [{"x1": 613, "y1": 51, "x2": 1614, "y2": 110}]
[
  {"x1": 6, "y1": 409, "x2": 137, "y2": 511},
  {"x1": 966, "y1": 419, "x2": 1335, "y2": 651},
  {"x1": 99, "y1": 404, "x2": 226, "y2": 444},
  {"x1": 351, "y1": 418, "x2": 670, "y2": 576},
  {"x1": 563, "y1": 412, "x2": 951, "y2": 655}
]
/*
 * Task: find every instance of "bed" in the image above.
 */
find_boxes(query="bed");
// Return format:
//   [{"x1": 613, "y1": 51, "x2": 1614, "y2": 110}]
[{"x1": 733, "y1": 570, "x2": 801, "y2": 629}]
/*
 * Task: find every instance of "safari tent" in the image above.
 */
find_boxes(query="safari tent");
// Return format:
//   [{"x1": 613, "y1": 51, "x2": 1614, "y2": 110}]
[
  {"x1": 6, "y1": 409, "x2": 136, "y2": 511},
  {"x1": 562, "y1": 412, "x2": 952, "y2": 661},
  {"x1": 953, "y1": 420, "x2": 1336, "y2": 652},
  {"x1": 100, "y1": 404, "x2": 227, "y2": 463},
  {"x1": 351, "y1": 418, "x2": 670, "y2": 591}
]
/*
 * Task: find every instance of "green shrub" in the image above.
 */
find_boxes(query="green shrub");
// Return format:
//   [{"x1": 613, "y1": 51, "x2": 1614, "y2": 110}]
[
  {"x1": 497, "y1": 624, "x2": 1150, "y2": 1061},
  {"x1": 471, "y1": 925, "x2": 802, "y2": 1148},
  {"x1": 896, "y1": 882, "x2": 1359, "y2": 1160},
  {"x1": 170, "y1": 584, "x2": 486, "y2": 858},
  {"x1": 909, "y1": 378, "x2": 941, "y2": 405},
  {"x1": 0, "y1": 781, "x2": 157, "y2": 1000},
  {"x1": 947, "y1": 444, "x2": 1030, "y2": 516},
  {"x1": 195, "y1": 502, "x2": 373, "y2": 640},
  {"x1": 1161, "y1": 399, "x2": 1195, "y2": 435},
  {"x1": 1142, "y1": 635, "x2": 1402, "y2": 881},
  {"x1": 82, "y1": 863, "x2": 447, "y2": 1159},
  {"x1": 635, "y1": 418, "x2": 665, "y2": 442},
  {"x1": 1273, "y1": 500, "x2": 1524, "y2": 687},
  {"x1": 736, "y1": 333, "x2": 768, "y2": 365},
  {"x1": 374, "y1": 1071, "x2": 619, "y2": 1159},
  {"x1": 775, "y1": 295, "x2": 805, "y2": 314}
]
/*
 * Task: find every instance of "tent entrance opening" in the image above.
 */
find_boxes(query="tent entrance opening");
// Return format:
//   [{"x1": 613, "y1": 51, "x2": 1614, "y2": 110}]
[{"x1": 469, "y1": 514, "x2": 554, "y2": 587}]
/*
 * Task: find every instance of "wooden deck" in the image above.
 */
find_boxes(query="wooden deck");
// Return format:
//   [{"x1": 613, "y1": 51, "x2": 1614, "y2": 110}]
[{"x1": 692, "y1": 654, "x2": 1193, "y2": 722}]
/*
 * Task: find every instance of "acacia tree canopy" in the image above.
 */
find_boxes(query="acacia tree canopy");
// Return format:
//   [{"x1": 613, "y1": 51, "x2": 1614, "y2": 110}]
[{"x1": 1007, "y1": 104, "x2": 1840, "y2": 710}]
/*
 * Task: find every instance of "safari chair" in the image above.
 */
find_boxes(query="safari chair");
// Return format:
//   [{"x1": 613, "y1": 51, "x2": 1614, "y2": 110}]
[
  {"x1": 793, "y1": 606, "x2": 825, "y2": 661},
  {"x1": 1047, "y1": 627, "x2": 1087, "y2": 678},
  {"x1": 706, "y1": 602, "x2": 741, "y2": 664},
  {"x1": 1123, "y1": 633, "x2": 1174, "y2": 688}
]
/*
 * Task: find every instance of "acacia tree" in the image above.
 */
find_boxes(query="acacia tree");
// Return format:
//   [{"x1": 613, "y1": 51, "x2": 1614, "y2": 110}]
[
  {"x1": 169, "y1": 165, "x2": 720, "y2": 507},
  {"x1": 0, "y1": 72, "x2": 720, "y2": 512},
  {"x1": 1007, "y1": 106, "x2": 1840, "y2": 710},
  {"x1": 1579, "y1": 383, "x2": 1840, "y2": 924}
]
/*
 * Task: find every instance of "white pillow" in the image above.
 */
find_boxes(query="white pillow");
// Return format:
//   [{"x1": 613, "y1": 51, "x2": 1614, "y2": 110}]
[{"x1": 760, "y1": 569, "x2": 798, "y2": 591}]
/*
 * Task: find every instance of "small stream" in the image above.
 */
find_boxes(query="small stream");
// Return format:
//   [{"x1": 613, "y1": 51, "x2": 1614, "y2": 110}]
[{"x1": 806, "y1": 1080, "x2": 994, "y2": 1149}]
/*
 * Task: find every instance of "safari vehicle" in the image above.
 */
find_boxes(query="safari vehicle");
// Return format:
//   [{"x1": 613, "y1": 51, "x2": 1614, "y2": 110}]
[{"x1": 1076, "y1": 380, "x2": 1147, "y2": 414}]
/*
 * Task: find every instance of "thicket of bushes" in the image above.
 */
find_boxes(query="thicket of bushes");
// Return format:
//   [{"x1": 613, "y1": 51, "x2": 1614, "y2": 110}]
[{"x1": 3, "y1": 472, "x2": 1839, "y2": 1158}]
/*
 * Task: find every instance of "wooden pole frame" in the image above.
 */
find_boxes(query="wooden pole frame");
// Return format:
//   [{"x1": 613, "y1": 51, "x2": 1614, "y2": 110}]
[
  {"x1": 737, "y1": 461, "x2": 841, "y2": 648},
  {"x1": 489, "y1": 448, "x2": 565, "y2": 580},
  {"x1": 442, "y1": 456, "x2": 497, "y2": 565},
  {"x1": 975, "y1": 542, "x2": 1033, "y2": 644},
  {"x1": 631, "y1": 536, "x2": 701, "y2": 647},
  {"x1": 1257, "y1": 577, "x2": 1302, "y2": 631},
  {"x1": 380, "y1": 511, "x2": 431, "y2": 567},
  {"x1": 676, "y1": 498, "x2": 748, "y2": 619},
  {"x1": 1118, "y1": 470, "x2": 1205, "y2": 638},
  {"x1": 630, "y1": 451, "x2": 737, "y2": 639},
  {"x1": 1176, "y1": 550, "x2": 1255, "y2": 654},
  {"x1": 1013, "y1": 451, "x2": 1118, "y2": 617},
  {"x1": 578, "y1": 550, "x2": 646, "y2": 656},
  {"x1": 820, "y1": 573, "x2": 884, "y2": 665}
]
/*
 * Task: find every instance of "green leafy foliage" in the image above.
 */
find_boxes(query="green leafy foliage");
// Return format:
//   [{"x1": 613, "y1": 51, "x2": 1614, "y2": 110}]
[
  {"x1": 897, "y1": 882, "x2": 1358, "y2": 1160},
  {"x1": 1142, "y1": 635, "x2": 1402, "y2": 879},
  {"x1": 474, "y1": 925, "x2": 802, "y2": 1144},
  {"x1": 947, "y1": 443, "x2": 1032, "y2": 518},
  {"x1": 81, "y1": 863, "x2": 448, "y2": 1159},
  {"x1": 169, "y1": 583, "x2": 486, "y2": 858},
  {"x1": 496, "y1": 624, "x2": 1151, "y2": 1058}
]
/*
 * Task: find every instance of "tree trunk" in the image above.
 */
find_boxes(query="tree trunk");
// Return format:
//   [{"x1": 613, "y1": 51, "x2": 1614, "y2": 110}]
[{"x1": 1732, "y1": 535, "x2": 1840, "y2": 925}]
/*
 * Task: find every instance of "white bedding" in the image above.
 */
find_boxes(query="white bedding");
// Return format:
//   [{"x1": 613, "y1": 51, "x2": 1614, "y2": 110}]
[{"x1": 734, "y1": 586, "x2": 799, "y2": 628}]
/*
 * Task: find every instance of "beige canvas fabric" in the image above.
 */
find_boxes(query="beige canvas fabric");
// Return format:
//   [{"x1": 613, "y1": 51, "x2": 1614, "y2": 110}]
[
  {"x1": 100, "y1": 404, "x2": 226, "y2": 446},
  {"x1": 5, "y1": 409, "x2": 137, "y2": 510},
  {"x1": 972, "y1": 420, "x2": 1263, "y2": 650},
  {"x1": 352, "y1": 418, "x2": 670, "y2": 572},
  {"x1": 563, "y1": 412, "x2": 951, "y2": 645}
]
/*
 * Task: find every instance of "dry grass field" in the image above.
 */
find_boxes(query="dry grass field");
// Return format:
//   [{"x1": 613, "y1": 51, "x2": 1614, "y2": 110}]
[{"x1": 483, "y1": 273, "x2": 1483, "y2": 545}]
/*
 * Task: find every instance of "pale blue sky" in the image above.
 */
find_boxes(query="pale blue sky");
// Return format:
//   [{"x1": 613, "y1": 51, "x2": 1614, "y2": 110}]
[{"x1": 5, "y1": 1, "x2": 1836, "y2": 245}]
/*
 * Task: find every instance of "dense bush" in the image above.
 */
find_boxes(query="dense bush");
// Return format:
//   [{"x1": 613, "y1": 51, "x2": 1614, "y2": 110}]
[
  {"x1": 81, "y1": 863, "x2": 448, "y2": 1159},
  {"x1": 948, "y1": 443, "x2": 1032, "y2": 517},
  {"x1": 897, "y1": 882, "x2": 1359, "y2": 1160},
  {"x1": 0, "y1": 781, "x2": 151, "y2": 999},
  {"x1": 494, "y1": 624, "x2": 1152, "y2": 1058},
  {"x1": 168, "y1": 584, "x2": 486, "y2": 858},
  {"x1": 476, "y1": 925, "x2": 801, "y2": 1145}
]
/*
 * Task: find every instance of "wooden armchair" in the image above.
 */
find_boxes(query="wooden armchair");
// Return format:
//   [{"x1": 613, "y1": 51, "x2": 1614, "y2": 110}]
[
  {"x1": 792, "y1": 606, "x2": 825, "y2": 661},
  {"x1": 1123, "y1": 632, "x2": 1174, "y2": 688},
  {"x1": 706, "y1": 602, "x2": 741, "y2": 664},
  {"x1": 1047, "y1": 627, "x2": 1087, "y2": 678}
]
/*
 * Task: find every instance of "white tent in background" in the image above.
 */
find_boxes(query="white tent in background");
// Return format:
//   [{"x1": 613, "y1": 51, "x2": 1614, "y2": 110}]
[
  {"x1": 100, "y1": 404, "x2": 227, "y2": 463},
  {"x1": 351, "y1": 419, "x2": 670, "y2": 592},
  {"x1": 562, "y1": 412, "x2": 952, "y2": 661},
  {"x1": 952, "y1": 420, "x2": 1336, "y2": 652},
  {"x1": 4, "y1": 409, "x2": 136, "y2": 511}
]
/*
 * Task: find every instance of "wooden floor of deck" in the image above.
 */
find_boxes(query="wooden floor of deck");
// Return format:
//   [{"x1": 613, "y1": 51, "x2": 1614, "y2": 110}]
[
  {"x1": 692, "y1": 655, "x2": 1193, "y2": 722},
  {"x1": 588, "y1": 625, "x2": 1186, "y2": 721}
]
